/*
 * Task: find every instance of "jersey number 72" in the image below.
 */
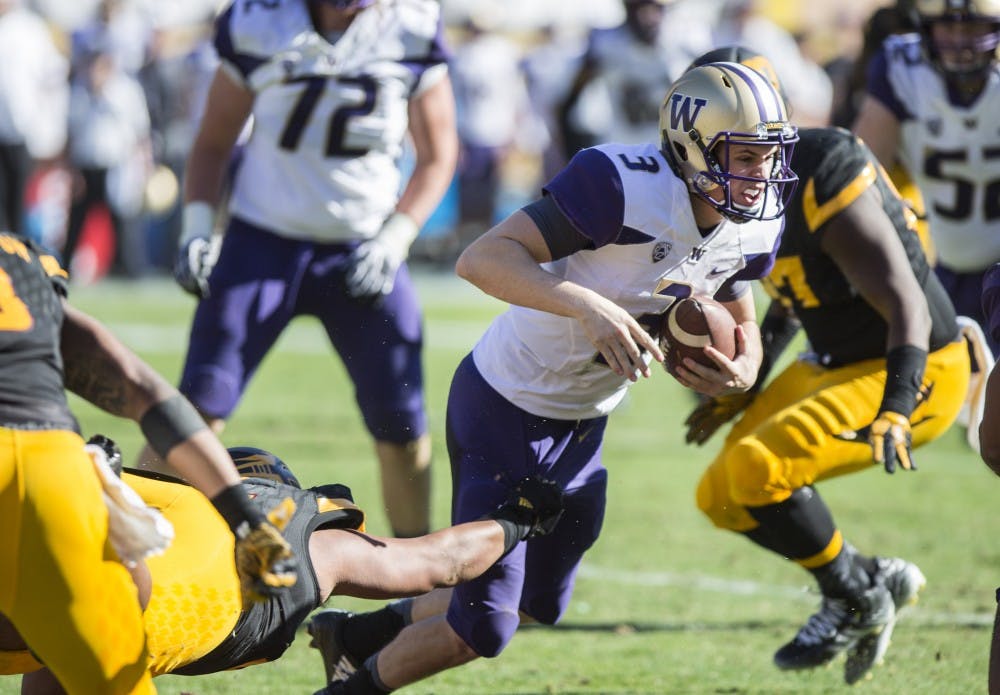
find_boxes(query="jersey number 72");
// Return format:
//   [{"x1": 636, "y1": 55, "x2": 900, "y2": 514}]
[{"x1": 278, "y1": 75, "x2": 378, "y2": 157}]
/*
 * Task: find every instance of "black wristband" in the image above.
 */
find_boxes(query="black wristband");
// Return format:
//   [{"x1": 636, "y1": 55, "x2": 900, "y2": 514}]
[
  {"x1": 879, "y1": 344, "x2": 928, "y2": 417},
  {"x1": 210, "y1": 483, "x2": 266, "y2": 538},
  {"x1": 487, "y1": 500, "x2": 534, "y2": 555},
  {"x1": 491, "y1": 517, "x2": 528, "y2": 557},
  {"x1": 140, "y1": 395, "x2": 207, "y2": 459}
]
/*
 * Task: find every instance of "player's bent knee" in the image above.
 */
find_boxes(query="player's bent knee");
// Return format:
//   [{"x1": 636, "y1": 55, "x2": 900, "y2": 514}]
[
  {"x1": 362, "y1": 407, "x2": 426, "y2": 445},
  {"x1": 696, "y1": 463, "x2": 740, "y2": 530},
  {"x1": 697, "y1": 443, "x2": 779, "y2": 532},
  {"x1": 522, "y1": 597, "x2": 563, "y2": 626},
  {"x1": 179, "y1": 368, "x2": 239, "y2": 420},
  {"x1": 455, "y1": 610, "x2": 520, "y2": 659},
  {"x1": 725, "y1": 438, "x2": 787, "y2": 509}
]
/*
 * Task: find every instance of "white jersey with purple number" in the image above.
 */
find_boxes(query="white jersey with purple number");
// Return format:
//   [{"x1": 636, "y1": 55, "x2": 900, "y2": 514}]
[
  {"x1": 869, "y1": 34, "x2": 1000, "y2": 272},
  {"x1": 215, "y1": 0, "x2": 448, "y2": 242},
  {"x1": 472, "y1": 143, "x2": 784, "y2": 420}
]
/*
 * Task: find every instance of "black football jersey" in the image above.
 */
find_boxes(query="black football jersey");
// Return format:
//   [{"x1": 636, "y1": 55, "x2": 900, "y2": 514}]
[
  {"x1": 762, "y1": 127, "x2": 957, "y2": 366},
  {"x1": 0, "y1": 233, "x2": 76, "y2": 429}
]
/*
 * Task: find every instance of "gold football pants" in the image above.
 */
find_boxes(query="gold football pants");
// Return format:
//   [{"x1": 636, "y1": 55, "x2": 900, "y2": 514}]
[
  {"x1": 697, "y1": 339, "x2": 969, "y2": 532},
  {"x1": 0, "y1": 428, "x2": 154, "y2": 694}
]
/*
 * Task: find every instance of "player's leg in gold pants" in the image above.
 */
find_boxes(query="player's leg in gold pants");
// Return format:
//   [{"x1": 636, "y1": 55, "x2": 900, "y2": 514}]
[{"x1": 0, "y1": 428, "x2": 154, "y2": 694}]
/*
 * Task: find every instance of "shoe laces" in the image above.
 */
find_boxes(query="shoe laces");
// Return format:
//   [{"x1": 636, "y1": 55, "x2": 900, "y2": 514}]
[{"x1": 794, "y1": 596, "x2": 852, "y2": 646}]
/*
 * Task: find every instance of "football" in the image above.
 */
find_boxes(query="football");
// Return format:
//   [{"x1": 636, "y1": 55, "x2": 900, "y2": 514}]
[{"x1": 659, "y1": 295, "x2": 738, "y2": 379}]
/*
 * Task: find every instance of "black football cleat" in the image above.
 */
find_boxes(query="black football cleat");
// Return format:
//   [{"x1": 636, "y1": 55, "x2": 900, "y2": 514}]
[{"x1": 774, "y1": 583, "x2": 894, "y2": 672}]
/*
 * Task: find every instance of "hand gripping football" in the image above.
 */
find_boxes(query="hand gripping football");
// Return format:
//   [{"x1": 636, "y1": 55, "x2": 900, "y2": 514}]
[{"x1": 659, "y1": 295, "x2": 737, "y2": 379}]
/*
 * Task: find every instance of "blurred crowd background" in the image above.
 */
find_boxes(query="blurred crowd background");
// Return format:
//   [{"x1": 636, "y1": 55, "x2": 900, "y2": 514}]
[{"x1": 2, "y1": 0, "x2": 894, "y2": 283}]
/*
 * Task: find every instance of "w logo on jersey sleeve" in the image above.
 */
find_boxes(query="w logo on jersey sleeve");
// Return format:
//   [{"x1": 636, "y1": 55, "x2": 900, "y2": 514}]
[{"x1": 668, "y1": 94, "x2": 708, "y2": 132}]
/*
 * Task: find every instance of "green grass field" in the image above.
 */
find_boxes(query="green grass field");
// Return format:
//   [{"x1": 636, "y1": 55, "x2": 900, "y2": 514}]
[{"x1": 6, "y1": 270, "x2": 999, "y2": 694}]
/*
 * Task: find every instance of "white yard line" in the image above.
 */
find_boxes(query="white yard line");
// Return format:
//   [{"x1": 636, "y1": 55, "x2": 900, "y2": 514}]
[
  {"x1": 578, "y1": 564, "x2": 994, "y2": 627},
  {"x1": 102, "y1": 319, "x2": 487, "y2": 354}
]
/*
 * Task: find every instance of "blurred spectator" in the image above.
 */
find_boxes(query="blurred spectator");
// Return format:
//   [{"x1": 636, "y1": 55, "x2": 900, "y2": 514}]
[
  {"x1": 71, "y1": 0, "x2": 152, "y2": 78},
  {"x1": 0, "y1": 0, "x2": 68, "y2": 236},
  {"x1": 827, "y1": 1, "x2": 917, "y2": 129},
  {"x1": 63, "y1": 42, "x2": 153, "y2": 280},
  {"x1": 450, "y1": 13, "x2": 532, "y2": 245},
  {"x1": 709, "y1": 0, "x2": 834, "y2": 126},
  {"x1": 558, "y1": 0, "x2": 708, "y2": 156},
  {"x1": 138, "y1": 21, "x2": 218, "y2": 268},
  {"x1": 519, "y1": 23, "x2": 586, "y2": 183}
]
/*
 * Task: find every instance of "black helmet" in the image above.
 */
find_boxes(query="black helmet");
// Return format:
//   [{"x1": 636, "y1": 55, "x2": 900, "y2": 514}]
[{"x1": 228, "y1": 446, "x2": 301, "y2": 488}]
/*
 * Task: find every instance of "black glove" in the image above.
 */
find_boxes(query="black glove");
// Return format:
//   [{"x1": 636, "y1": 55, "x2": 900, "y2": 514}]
[
  {"x1": 490, "y1": 476, "x2": 565, "y2": 543},
  {"x1": 684, "y1": 391, "x2": 756, "y2": 445},
  {"x1": 86, "y1": 434, "x2": 123, "y2": 476}
]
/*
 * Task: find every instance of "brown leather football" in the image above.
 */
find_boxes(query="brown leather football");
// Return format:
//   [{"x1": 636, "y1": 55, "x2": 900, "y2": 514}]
[{"x1": 659, "y1": 295, "x2": 737, "y2": 379}]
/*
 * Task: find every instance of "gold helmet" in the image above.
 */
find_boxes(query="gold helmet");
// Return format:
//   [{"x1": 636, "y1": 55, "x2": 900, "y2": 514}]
[
  {"x1": 912, "y1": 0, "x2": 1000, "y2": 83},
  {"x1": 660, "y1": 62, "x2": 798, "y2": 223}
]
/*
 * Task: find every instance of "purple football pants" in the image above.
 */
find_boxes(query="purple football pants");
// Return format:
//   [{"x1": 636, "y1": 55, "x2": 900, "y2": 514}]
[
  {"x1": 445, "y1": 353, "x2": 608, "y2": 657},
  {"x1": 180, "y1": 217, "x2": 426, "y2": 443},
  {"x1": 939, "y1": 263, "x2": 999, "y2": 356}
]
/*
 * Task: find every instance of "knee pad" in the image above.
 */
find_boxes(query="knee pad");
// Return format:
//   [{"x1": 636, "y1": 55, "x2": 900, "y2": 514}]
[
  {"x1": 179, "y1": 367, "x2": 239, "y2": 419},
  {"x1": 522, "y1": 597, "x2": 562, "y2": 626},
  {"x1": 360, "y1": 405, "x2": 427, "y2": 444},
  {"x1": 726, "y1": 437, "x2": 788, "y2": 509},
  {"x1": 696, "y1": 446, "x2": 770, "y2": 533},
  {"x1": 450, "y1": 608, "x2": 520, "y2": 659}
]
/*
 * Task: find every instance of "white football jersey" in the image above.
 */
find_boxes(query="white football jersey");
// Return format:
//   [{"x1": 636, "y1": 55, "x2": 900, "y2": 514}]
[
  {"x1": 871, "y1": 34, "x2": 1000, "y2": 272},
  {"x1": 473, "y1": 143, "x2": 784, "y2": 420},
  {"x1": 216, "y1": 0, "x2": 448, "y2": 242}
]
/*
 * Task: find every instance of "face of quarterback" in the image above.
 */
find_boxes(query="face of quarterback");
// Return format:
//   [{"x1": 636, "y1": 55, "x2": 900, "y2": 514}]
[{"x1": 708, "y1": 142, "x2": 781, "y2": 214}]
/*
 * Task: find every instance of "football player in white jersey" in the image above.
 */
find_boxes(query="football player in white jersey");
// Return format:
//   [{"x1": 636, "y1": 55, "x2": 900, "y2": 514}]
[
  {"x1": 307, "y1": 62, "x2": 798, "y2": 694},
  {"x1": 155, "y1": 0, "x2": 458, "y2": 539},
  {"x1": 558, "y1": 0, "x2": 711, "y2": 153},
  {"x1": 853, "y1": 0, "x2": 1000, "y2": 358}
]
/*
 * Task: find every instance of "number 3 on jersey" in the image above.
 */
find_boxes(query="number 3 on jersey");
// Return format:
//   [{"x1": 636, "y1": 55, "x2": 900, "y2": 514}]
[
  {"x1": 279, "y1": 75, "x2": 377, "y2": 157},
  {"x1": 0, "y1": 268, "x2": 33, "y2": 332}
]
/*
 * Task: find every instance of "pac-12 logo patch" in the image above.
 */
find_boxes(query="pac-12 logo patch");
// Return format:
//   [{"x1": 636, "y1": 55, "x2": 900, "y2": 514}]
[{"x1": 652, "y1": 241, "x2": 672, "y2": 262}]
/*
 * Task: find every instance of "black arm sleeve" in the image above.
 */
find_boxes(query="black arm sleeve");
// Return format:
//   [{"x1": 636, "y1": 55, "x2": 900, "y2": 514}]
[
  {"x1": 521, "y1": 195, "x2": 594, "y2": 260},
  {"x1": 752, "y1": 301, "x2": 802, "y2": 392}
]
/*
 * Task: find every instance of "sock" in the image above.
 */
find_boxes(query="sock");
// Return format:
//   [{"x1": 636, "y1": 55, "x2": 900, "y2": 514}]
[
  {"x1": 341, "y1": 604, "x2": 407, "y2": 662},
  {"x1": 337, "y1": 655, "x2": 390, "y2": 694},
  {"x1": 744, "y1": 486, "x2": 837, "y2": 559},
  {"x1": 388, "y1": 598, "x2": 414, "y2": 626},
  {"x1": 810, "y1": 544, "x2": 873, "y2": 598}
]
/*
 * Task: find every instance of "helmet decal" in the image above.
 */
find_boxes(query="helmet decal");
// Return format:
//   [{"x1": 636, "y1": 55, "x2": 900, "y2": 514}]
[
  {"x1": 666, "y1": 94, "x2": 708, "y2": 133},
  {"x1": 229, "y1": 446, "x2": 302, "y2": 488}
]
